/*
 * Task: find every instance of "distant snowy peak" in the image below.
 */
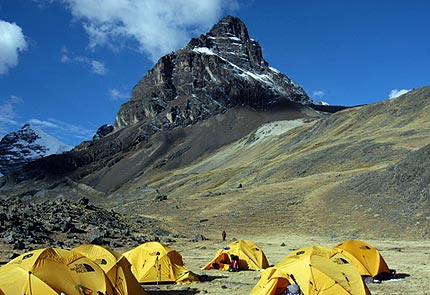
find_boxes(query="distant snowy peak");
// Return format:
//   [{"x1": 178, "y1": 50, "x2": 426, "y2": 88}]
[{"x1": 0, "y1": 124, "x2": 72, "y2": 176}]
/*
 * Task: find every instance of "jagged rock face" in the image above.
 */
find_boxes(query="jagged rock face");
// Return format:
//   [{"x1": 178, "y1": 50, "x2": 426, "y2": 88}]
[
  {"x1": 114, "y1": 15, "x2": 311, "y2": 129},
  {"x1": 0, "y1": 124, "x2": 71, "y2": 176}
]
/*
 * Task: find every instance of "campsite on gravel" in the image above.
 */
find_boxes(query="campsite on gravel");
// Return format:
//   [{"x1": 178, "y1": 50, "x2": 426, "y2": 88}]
[{"x1": 123, "y1": 234, "x2": 430, "y2": 295}]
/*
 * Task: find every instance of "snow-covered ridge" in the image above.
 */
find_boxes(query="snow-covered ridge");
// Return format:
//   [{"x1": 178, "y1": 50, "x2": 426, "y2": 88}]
[
  {"x1": 193, "y1": 47, "x2": 216, "y2": 56},
  {"x1": 0, "y1": 124, "x2": 72, "y2": 175},
  {"x1": 192, "y1": 46, "x2": 292, "y2": 96}
]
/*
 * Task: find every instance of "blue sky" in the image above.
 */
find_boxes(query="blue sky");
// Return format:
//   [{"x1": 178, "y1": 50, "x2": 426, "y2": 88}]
[{"x1": 0, "y1": 0, "x2": 429, "y2": 147}]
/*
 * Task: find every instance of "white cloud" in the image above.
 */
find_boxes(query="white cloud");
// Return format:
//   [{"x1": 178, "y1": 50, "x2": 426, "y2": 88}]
[
  {"x1": 28, "y1": 118, "x2": 96, "y2": 143},
  {"x1": 0, "y1": 96, "x2": 22, "y2": 126},
  {"x1": 90, "y1": 60, "x2": 108, "y2": 75},
  {"x1": 61, "y1": 48, "x2": 108, "y2": 75},
  {"x1": 312, "y1": 90, "x2": 325, "y2": 99},
  {"x1": 0, "y1": 20, "x2": 28, "y2": 75},
  {"x1": 388, "y1": 89, "x2": 412, "y2": 99},
  {"x1": 61, "y1": 0, "x2": 239, "y2": 62},
  {"x1": 32, "y1": 0, "x2": 54, "y2": 8},
  {"x1": 27, "y1": 118, "x2": 59, "y2": 129},
  {"x1": 109, "y1": 88, "x2": 129, "y2": 101},
  {"x1": 0, "y1": 96, "x2": 94, "y2": 145},
  {"x1": 0, "y1": 96, "x2": 23, "y2": 139}
]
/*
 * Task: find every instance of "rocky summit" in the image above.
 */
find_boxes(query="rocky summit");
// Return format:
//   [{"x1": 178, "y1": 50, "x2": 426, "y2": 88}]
[{"x1": 114, "y1": 15, "x2": 311, "y2": 129}]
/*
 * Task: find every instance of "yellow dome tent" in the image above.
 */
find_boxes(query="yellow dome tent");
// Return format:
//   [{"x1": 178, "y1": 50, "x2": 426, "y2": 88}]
[
  {"x1": 332, "y1": 240, "x2": 392, "y2": 279},
  {"x1": 282, "y1": 245, "x2": 333, "y2": 261},
  {"x1": 73, "y1": 244, "x2": 148, "y2": 295},
  {"x1": 250, "y1": 245, "x2": 370, "y2": 295},
  {"x1": 202, "y1": 239, "x2": 269, "y2": 271},
  {"x1": 4, "y1": 247, "x2": 115, "y2": 295},
  {"x1": 0, "y1": 265, "x2": 59, "y2": 295},
  {"x1": 123, "y1": 241, "x2": 199, "y2": 284}
]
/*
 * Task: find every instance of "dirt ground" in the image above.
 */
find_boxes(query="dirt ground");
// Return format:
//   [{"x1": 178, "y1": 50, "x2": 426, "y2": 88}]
[{"x1": 137, "y1": 234, "x2": 430, "y2": 295}]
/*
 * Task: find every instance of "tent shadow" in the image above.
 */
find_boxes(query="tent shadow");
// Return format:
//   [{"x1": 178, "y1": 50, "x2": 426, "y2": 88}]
[
  {"x1": 395, "y1": 273, "x2": 410, "y2": 279},
  {"x1": 199, "y1": 274, "x2": 229, "y2": 282}
]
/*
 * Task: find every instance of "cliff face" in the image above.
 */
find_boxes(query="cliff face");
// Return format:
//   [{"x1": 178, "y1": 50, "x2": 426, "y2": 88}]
[{"x1": 114, "y1": 15, "x2": 311, "y2": 129}]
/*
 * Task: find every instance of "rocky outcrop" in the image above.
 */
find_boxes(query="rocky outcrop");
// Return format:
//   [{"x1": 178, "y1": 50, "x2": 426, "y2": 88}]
[
  {"x1": 114, "y1": 15, "x2": 311, "y2": 129},
  {"x1": 0, "y1": 124, "x2": 71, "y2": 176},
  {"x1": 93, "y1": 124, "x2": 114, "y2": 140}
]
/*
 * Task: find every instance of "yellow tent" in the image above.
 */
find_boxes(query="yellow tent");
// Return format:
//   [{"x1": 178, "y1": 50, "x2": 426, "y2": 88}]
[
  {"x1": 123, "y1": 241, "x2": 199, "y2": 284},
  {"x1": 0, "y1": 266, "x2": 59, "y2": 295},
  {"x1": 202, "y1": 240, "x2": 269, "y2": 271},
  {"x1": 333, "y1": 240, "x2": 392, "y2": 279},
  {"x1": 282, "y1": 245, "x2": 333, "y2": 261},
  {"x1": 250, "y1": 245, "x2": 370, "y2": 295},
  {"x1": 73, "y1": 244, "x2": 148, "y2": 295},
  {"x1": 5, "y1": 247, "x2": 115, "y2": 295}
]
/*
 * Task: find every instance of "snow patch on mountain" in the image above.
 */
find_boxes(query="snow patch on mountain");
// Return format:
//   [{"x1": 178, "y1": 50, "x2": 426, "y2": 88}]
[
  {"x1": 0, "y1": 124, "x2": 72, "y2": 176},
  {"x1": 192, "y1": 46, "x2": 293, "y2": 96}
]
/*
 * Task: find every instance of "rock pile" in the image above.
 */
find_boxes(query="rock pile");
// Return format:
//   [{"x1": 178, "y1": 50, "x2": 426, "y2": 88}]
[{"x1": 0, "y1": 197, "x2": 169, "y2": 254}]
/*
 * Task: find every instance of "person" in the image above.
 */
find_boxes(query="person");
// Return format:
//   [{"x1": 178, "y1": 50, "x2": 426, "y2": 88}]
[
  {"x1": 285, "y1": 284, "x2": 301, "y2": 295},
  {"x1": 229, "y1": 255, "x2": 240, "y2": 272},
  {"x1": 221, "y1": 230, "x2": 226, "y2": 241}
]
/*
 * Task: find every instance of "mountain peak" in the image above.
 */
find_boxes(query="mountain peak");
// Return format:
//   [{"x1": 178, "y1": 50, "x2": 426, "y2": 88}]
[
  {"x1": 10, "y1": 16, "x2": 313, "y2": 182},
  {"x1": 208, "y1": 15, "x2": 249, "y2": 41},
  {"x1": 115, "y1": 15, "x2": 311, "y2": 129},
  {"x1": 0, "y1": 124, "x2": 72, "y2": 176}
]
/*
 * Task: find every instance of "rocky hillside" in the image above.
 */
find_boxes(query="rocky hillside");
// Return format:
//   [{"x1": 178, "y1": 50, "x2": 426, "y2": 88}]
[
  {"x1": 0, "y1": 194, "x2": 182, "y2": 261},
  {"x1": 106, "y1": 87, "x2": 430, "y2": 240}
]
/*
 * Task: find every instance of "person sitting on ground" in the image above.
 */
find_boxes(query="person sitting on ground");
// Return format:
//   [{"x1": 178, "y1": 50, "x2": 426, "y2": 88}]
[{"x1": 229, "y1": 255, "x2": 240, "y2": 272}]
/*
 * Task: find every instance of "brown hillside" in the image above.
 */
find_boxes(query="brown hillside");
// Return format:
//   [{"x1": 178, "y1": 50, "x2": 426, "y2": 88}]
[
  {"x1": 108, "y1": 86, "x2": 430, "y2": 240},
  {"x1": 81, "y1": 100, "x2": 321, "y2": 192}
]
